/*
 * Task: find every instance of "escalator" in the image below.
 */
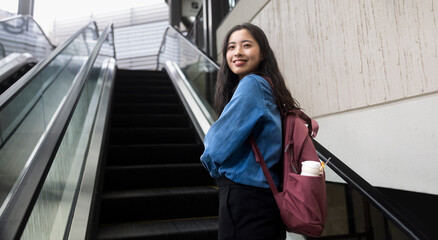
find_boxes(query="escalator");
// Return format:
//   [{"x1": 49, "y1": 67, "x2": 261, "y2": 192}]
[
  {"x1": 0, "y1": 17, "x2": 435, "y2": 240},
  {"x1": 0, "y1": 15, "x2": 55, "y2": 94},
  {"x1": 92, "y1": 69, "x2": 218, "y2": 239}
]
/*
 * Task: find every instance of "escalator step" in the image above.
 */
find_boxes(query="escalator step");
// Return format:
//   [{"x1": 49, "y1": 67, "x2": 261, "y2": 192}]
[
  {"x1": 103, "y1": 163, "x2": 213, "y2": 191},
  {"x1": 117, "y1": 70, "x2": 168, "y2": 79},
  {"x1": 116, "y1": 78, "x2": 170, "y2": 86},
  {"x1": 113, "y1": 94, "x2": 180, "y2": 104},
  {"x1": 109, "y1": 128, "x2": 197, "y2": 145},
  {"x1": 111, "y1": 114, "x2": 190, "y2": 128},
  {"x1": 115, "y1": 86, "x2": 175, "y2": 94},
  {"x1": 113, "y1": 103, "x2": 185, "y2": 114},
  {"x1": 106, "y1": 144, "x2": 204, "y2": 165},
  {"x1": 97, "y1": 217, "x2": 218, "y2": 240},
  {"x1": 115, "y1": 78, "x2": 172, "y2": 87},
  {"x1": 99, "y1": 187, "x2": 218, "y2": 223}
]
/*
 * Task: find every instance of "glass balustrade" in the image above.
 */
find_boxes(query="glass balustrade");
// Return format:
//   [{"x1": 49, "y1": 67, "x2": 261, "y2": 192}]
[
  {"x1": 0, "y1": 15, "x2": 55, "y2": 62},
  {"x1": 158, "y1": 26, "x2": 218, "y2": 121},
  {"x1": 0, "y1": 21, "x2": 99, "y2": 219},
  {"x1": 21, "y1": 27, "x2": 115, "y2": 239}
]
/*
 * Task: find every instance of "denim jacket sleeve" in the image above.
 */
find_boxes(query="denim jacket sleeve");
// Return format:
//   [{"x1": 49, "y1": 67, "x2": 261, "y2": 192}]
[{"x1": 200, "y1": 74, "x2": 267, "y2": 178}]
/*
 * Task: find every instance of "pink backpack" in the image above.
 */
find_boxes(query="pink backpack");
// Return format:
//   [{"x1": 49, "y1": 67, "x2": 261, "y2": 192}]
[{"x1": 250, "y1": 78, "x2": 327, "y2": 237}]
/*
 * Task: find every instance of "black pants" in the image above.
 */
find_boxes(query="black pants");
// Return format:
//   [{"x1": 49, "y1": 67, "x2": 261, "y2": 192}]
[{"x1": 217, "y1": 177, "x2": 286, "y2": 240}]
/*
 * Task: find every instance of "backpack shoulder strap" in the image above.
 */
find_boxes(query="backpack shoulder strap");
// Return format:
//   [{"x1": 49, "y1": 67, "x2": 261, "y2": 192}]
[{"x1": 249, "y1": 136, "x2": 279, "y2": 195}]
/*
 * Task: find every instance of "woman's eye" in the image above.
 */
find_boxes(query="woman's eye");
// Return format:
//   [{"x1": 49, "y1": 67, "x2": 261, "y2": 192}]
[
  {"x1": 244, "y1": 44, "x2": 251, "y2": 48},
  {"x1": 228, "y1": 45, "x2": 235, "y2": 50}
]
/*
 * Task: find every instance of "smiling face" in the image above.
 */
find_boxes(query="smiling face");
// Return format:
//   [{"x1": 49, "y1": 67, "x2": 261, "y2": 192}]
[{"x1": 226, "y1": 29, "x2": 263, "y2": 79}]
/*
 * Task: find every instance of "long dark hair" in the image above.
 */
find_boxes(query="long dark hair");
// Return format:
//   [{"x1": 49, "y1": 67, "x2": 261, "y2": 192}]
[{"x1": 214, "y1": 23, "x2": 300, "y2": 115}]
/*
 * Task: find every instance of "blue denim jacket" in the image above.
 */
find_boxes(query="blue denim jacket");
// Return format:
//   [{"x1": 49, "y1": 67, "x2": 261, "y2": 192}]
[{"x1": 200, "y1": 74, "x2": 282, "y2": 188}]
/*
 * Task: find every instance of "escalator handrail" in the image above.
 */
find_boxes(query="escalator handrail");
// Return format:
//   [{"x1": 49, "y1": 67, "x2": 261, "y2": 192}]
[
  {"x1": 157, "y1": 26, "x2": 427, "y2": 240},
  {"x1": 0, "y1": 20, "x2": 99, "y2": 111},
  {"x1": 0, "y1": 23, "x2": 114, "y2": 240},
  {"x1": 110, "y1": 24, "x2": 117, "y2": 60},
  {"x1": 0, "y1": 14, "x2": 57, "y2": 49},
  {"x1": 0, "y1": 52, "x2": 38, "y2": 84},
  {"x1": 156, "y1": 26, "x2": 170, "y2": 69}
]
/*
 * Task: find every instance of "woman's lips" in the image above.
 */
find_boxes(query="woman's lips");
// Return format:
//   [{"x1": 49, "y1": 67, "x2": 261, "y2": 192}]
[{"x1": 233, "y1": 59, "x2": 247, "y2": 66}]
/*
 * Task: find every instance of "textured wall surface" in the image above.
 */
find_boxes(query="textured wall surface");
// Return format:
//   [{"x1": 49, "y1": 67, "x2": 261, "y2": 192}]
[
  {"x1": 246, "y1": 0, "x2": 438, "y2": 195},
  {"x1": 252, "y1": 0, "x2": 438, "y2": 117}
]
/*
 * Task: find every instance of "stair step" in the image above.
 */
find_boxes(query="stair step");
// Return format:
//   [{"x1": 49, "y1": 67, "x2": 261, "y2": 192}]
[
  {"x1": 115, "y1": 78, "x2": 172, "y2": 87},
  {"x1": 113, "y1": 103, "x2": 185, "y2": 114},
  {"x1": 111, "y1": 114, "x2": 190, "y2": 128},
  {"x1": 103, "y1": 163, "x2": 213, "y2": 190},
  {"x1": 109, "y1": 128, "x2": 197, "y2": 145},
  {"x1": 115, "y1": 86, "x2": 175, "y2": 95},
  {"x1": 113, "y1": 94, "x2": 180, "y2": 104},
  {"x1": 116, "y1": 78, "x2": 171, "y2": 86},
  {"x1": 99, "y1": 187, "x2": 218, "y2": 223},
  {"x1": 106, "y1": 144, "x2": 204, "y2": 165},
  {"x1": 97, "y1": 217, "x2": 218, "y2": 240},
  {"x1": 117, "y1": 70, "x2": 168, "y2": 79}
]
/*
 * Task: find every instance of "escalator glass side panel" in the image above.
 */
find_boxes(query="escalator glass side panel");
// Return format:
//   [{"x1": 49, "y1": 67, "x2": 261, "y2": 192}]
[
  {"x1": 310, "y1": 182, "x2": 412, "y2": 240},
  {"x1": 158, "y1": 26, "x2": 219, "y2": 121},
  {"x1": 20, "y1": 27, "x2": 115, "y2": 240},
  {"x1": 0, "y1": 23, "x2": 98, "y2": 216},
  {"x1": 0, "y1": 16, "x2": 55, "y2": 62}
]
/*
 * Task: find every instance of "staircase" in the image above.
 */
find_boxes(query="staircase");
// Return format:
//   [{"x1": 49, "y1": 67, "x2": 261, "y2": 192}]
[{"x1": 94, "y1": 70, "x2": 218, "y2": 240}]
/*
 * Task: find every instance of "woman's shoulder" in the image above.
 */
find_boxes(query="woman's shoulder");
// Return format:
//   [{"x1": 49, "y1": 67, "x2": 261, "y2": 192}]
[
  {"x1": 238, "y1": 74, "x2": 270, "y2": 91},
  {"x1": 240, "y1": 74, "x2": 273, "y2": 96}
]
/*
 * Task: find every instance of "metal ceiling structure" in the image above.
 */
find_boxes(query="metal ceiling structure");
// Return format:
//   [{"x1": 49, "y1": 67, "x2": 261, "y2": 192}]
[{"x1": 17, "y1": 0, "x2": 34, "y2": 16}]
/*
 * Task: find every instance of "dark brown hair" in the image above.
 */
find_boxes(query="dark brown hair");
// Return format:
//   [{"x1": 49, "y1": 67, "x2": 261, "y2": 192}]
[{"x1": 214, "y1": 23, "x2": 300, "y2": 115}]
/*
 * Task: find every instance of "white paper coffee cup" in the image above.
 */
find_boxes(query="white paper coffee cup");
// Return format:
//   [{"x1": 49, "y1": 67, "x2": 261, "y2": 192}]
[{"x1": 301, "y1": 161, "x2": 321, "y2": 176}]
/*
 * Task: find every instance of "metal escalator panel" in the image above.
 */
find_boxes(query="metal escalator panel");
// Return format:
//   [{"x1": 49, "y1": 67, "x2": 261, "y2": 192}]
[
  {"x1": 157, "y1": 25, "x2": 432, "y2": 240},
  {"x1": 0, "y1": 53, "x2": 38, "y2": 94},
  {"x1": 0, "y1": 19, "x2": 116, "y2": 239}
]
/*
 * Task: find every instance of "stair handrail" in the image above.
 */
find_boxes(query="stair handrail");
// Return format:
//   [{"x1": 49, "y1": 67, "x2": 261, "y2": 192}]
[
  {"x1": 110, "y1": 24, "x2": 117, "y2": 60},
  {"x1": 0, "y1": 52, "x2": 38, "y2": 85},
  {"x1": 158, "y1": 26, "x2": 429, "y2": 240},
  {"x1": 0, "y1": 23, "x2": 114, "y2": 240},
  {"x1": 0, "y1": 20, "x2": 99, "y2": 111},
  {"x1": 0, "y1": 14, "x2": 57, "y2": 49}
]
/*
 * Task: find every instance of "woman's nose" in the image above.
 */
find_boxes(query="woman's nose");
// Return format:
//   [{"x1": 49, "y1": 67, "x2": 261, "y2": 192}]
[{"x1": 234, "y1": 46, "x2": 243, "y2": 56}]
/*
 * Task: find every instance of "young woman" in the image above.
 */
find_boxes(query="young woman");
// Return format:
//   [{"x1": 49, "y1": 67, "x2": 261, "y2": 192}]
[{"x1": 200, "y1": 23, "x2": 300, "y2": 240}]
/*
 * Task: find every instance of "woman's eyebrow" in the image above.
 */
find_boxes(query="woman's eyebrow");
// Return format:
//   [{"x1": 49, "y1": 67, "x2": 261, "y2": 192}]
[{"x1": 227, "y1": 40, "x2": 254, "y2": 45}]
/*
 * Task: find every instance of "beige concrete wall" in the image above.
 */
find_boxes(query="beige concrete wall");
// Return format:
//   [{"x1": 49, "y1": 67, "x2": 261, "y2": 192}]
[
  {"x1": 251, "y1": 0, "x2": 438, "y2": 117},
  {"x1": 218, "y1": 0, "x2": 438, "y2": 195}
]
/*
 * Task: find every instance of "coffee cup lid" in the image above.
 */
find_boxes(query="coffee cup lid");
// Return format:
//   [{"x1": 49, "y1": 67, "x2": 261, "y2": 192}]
[{"x1": 302, "y1": 161, "x2": 321, "y2": 169}]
